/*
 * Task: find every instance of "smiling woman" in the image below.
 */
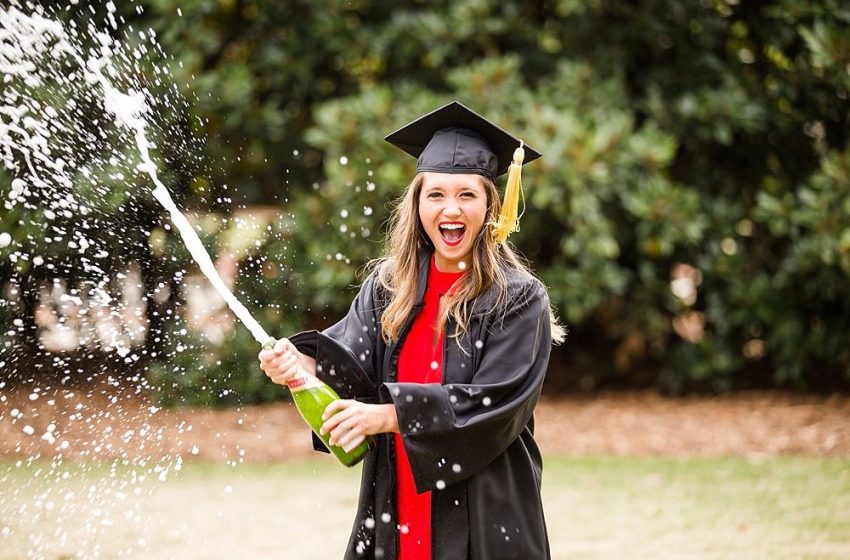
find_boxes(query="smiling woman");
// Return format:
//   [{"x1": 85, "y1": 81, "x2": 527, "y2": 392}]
[
  {"x1": 418, "y1": 172, "x2": 488, "y2": 272},
  {"x1": 259, "y1": 101, "x2": 565, "y2": 560}
]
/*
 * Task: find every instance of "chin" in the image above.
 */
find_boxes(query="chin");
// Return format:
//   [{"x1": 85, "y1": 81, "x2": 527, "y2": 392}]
[{"x1": 436, "y1": 246, "x2": 472, "y2": 267}]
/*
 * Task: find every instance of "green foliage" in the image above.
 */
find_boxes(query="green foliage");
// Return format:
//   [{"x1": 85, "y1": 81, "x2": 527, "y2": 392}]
[
  {"x1": 288, "y1": 55, "x2": 713, "y2": 390},
  {"x1": 146, "y1": 320, "x2": 289, "y2": 408},
  {"x1": 269, "y1": 1, "x2": 849, "y2": 392},
  {"x1": 4, "y1": 0, "x2": 850, "y2": 401}
]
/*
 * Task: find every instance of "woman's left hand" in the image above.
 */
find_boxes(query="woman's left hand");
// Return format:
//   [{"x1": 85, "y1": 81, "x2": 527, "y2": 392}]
[{"x1": 320, "y1": 401, "x2": 399, "y2": 453}]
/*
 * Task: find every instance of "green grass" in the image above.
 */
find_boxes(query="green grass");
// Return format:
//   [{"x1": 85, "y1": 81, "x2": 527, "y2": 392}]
[
  {"x1": 543, "y1": 456, "x2": 850, "y2": 559},
  {"x1": 1, "y1": 455, "x2": 849, "y2": 559}
]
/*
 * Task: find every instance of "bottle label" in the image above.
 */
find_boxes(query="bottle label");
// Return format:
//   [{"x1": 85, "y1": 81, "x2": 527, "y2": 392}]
[{"x1": 287, "y1": 372, "x2": 323, "y2": 393}]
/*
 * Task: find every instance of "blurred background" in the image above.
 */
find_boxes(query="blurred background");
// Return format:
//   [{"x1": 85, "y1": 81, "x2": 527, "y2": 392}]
[
  {"x1": 4, "y1": 0, "x2": 850, "y2": 401},
  {"x1": 1, "y1": 1, "x2": 849, "y2": 558}
]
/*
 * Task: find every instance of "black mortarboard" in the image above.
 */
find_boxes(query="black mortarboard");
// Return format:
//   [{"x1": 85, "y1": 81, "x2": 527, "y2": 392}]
[{"x1": 384, "y1": 101, "x2": 541, "y2": 180}]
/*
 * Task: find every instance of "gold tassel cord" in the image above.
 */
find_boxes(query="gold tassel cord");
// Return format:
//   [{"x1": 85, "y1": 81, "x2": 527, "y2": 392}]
[{"x1": 490, "y1": 141, "x2": 526, "y2": 244}]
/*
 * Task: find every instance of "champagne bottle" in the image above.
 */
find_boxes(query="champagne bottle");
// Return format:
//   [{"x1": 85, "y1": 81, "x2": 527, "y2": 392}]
[{"x1": 264, "y1": 339, "x2": 372, "y2": 467}]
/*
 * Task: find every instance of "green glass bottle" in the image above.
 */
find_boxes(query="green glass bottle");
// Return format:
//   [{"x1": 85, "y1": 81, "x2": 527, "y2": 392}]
[{"x1": 264, "y1": 339, "x2": 372, "y2": 467}]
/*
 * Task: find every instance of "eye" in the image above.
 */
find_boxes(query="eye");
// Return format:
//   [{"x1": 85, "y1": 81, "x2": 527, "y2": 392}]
[
  {"x1": 427, "y1": 191, "x2": 443, "y2": 199},
  {"x1": 460, "y1": 191, "x2": 477, "y2": 199}
]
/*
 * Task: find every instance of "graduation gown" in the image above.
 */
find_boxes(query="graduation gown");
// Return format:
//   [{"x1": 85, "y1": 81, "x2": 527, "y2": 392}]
[{"x1": 290, "y1": 250, "x2": 553, "y2": 559}]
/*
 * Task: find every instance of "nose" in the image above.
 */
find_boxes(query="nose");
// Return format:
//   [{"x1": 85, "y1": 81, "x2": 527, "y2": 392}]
[{"x1": 443, "y1": 198, "x2": 461, "y2": 217}]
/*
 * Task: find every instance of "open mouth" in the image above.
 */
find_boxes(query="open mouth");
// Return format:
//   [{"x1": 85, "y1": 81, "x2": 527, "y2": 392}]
[{"x1": 439, "y1": 223, "x2": 466, "y2": 246}]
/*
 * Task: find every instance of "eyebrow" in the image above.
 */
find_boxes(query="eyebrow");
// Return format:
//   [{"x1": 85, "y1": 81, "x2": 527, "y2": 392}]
[{"x1": 422, "y1": 183, "x2": 481, "y2": 193}]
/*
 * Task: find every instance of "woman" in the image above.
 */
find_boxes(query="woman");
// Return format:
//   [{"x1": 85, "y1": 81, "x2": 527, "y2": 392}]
[{"x1": 259, "y1": 101, "x2": 565, "y2": 560}]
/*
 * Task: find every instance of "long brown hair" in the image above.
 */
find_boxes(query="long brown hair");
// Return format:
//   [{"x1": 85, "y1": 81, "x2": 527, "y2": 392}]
[{"x1": 369, "y1": 172, "x2": 566, "y2": 345}]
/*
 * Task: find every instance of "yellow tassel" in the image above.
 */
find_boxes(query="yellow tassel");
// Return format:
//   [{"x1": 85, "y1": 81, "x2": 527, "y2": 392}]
[{"x1": 490, "y1": 142, "x2": 525, "y2": 244}]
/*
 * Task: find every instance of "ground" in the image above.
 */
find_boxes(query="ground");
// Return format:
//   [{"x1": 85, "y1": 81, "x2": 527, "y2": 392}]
[
  {"x1": 2, "y1": 386, "x2": 849, "y2": 559},
  {"x1": 1, "y1": 384, "x2": 848, "y2": 462}
]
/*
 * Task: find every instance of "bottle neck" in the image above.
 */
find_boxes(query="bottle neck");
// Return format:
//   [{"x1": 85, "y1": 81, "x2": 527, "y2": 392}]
[{"x1": 287, "y1": 367, "x2": 321, "y2": 392}]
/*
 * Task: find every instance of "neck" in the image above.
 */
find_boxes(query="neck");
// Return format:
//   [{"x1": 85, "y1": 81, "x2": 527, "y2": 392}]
[{"x1": 433, "y1": 255, "x2": 468, "y2": 274}]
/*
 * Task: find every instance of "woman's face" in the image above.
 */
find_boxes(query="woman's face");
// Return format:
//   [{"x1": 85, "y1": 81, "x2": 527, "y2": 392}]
[{"x1": 418, "y1": 172, "x2": 488, "y2": 273}]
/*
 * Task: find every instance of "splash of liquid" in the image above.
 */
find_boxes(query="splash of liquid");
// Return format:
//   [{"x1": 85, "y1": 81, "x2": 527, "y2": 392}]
[
  {"x1": 0, "y1": 3, "x2": 270, "y2": 345},
  {"x1": 94, "y1": 79, "x2": 271, "y2": 344},
  {"x1": 1, "y1": 5, "x2": 281, "y2": 556}
]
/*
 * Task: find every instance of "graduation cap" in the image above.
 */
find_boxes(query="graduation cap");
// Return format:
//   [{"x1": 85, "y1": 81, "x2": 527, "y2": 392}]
[{"x1": 385, "y1": 101, "x2": 541, "y2": 244}]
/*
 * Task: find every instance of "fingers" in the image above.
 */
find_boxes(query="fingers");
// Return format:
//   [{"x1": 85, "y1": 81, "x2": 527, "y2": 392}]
[
  {"x1": 320, "y1": 400, "x2": 354, "y2": 436},
  {"x1": 260, "y1": 345, "x2": 301, "y2": 385},
  {"x1": 274, "y1": 337, "x2": 294, "y2": 355},
  {"x1": 322, "y1": 399, "x2": 349, "y2": 421},
  {"x1": 341, "y1": 434, "x2": 366, "y2": 453},
  {"x1": 269, "y1": 366, "x2": 297, "y2": 386},
  {"x1": 320, "y1": 401, "x2": 367, "y2": 448},
  {"x1": 258, "y1": 348, "x2": 275, "y2": 362},
  {"x1": 328, "y1": 417, "x2": 365, "y2": 450},
  {"x1": 259, "y1": 340, "x2": 294, "y2": 364},
  {"x1": 262, "y1": 351, "x2": 293, "y2": 373},
  {"x1": 320, "y1": 402, "x2": 379, "y2": 451},
  {"x1": 274, "y1": 352, "x2": 299, "y2": 379},
  {"x1": 327, "y1": 414, "x2": 360, "y2": 445}
]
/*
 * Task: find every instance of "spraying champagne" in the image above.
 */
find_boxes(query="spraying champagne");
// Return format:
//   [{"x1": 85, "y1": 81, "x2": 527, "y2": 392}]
[
  {"x1": 93, "y1": 66, "x2": 371, "y2": 467},
  {"x1": 262, "y1": 339, "x2": 372, "y2": 467},
  {"x1": 151, "y1": 180, "x2": 373, "y2": 467}
]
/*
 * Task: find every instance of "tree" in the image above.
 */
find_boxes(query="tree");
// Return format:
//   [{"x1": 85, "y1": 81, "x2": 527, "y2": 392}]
[{"x1": 3, "y1": 1, "x2": 849, "y2": 404}]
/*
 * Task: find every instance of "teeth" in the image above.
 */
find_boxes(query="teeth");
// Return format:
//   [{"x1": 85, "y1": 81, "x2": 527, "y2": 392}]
[{"x1": 440, "y1": 224, "x2": 464, "y2": 230}]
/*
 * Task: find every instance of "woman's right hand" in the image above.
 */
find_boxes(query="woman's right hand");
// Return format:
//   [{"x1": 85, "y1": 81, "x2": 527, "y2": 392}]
[{"x1": 258, "y1": 338, "x2": 304, "y2": 386}]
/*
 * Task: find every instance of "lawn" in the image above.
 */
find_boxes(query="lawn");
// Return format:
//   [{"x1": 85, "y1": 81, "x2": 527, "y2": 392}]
[{"x1": 1, "y1": 455, "x2": 848, "y2": 559}]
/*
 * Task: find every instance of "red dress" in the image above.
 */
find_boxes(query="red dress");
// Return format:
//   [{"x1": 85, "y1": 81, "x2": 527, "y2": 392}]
[{"x1": 393, "y1": 257, "x2": 465, "y2": 560}]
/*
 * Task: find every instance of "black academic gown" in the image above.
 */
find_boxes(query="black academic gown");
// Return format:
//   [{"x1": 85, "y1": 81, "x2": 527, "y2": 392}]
[{"x1": 290, "y1": 250, "x2": 553, "y2": 560}]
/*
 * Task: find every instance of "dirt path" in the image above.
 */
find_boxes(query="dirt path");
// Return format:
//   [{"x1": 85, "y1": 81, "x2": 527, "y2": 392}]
[
  {"x1": 3, "y1": 386, "x2": 848, "y2": 560},
  {"x1": 1, "y1": 386, "x2": 848, "y2": 462},
  {"x1": 534, "y1": 391, "x2": 849, "y2": 456}
]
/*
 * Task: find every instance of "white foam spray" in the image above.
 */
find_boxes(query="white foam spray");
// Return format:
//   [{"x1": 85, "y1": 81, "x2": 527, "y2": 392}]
[
  {"x1": 0, "y1": 3, "x2": 270, "y2": 345},
  {"x1": 94, "y1": 78, "x2": 271, "y2": 344},
  {"x1": 0, "y1": 6, "x2": 283, "y2": 556}
]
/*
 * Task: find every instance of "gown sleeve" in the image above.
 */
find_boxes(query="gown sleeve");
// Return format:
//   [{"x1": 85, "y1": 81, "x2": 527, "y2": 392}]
[
  {"x1": 380, "y1": 280, "x2": 552, "y2": 493},
  {"x1": 289, "y1": 269, "x2": 383, "y2": 398},
  {"x1": 288, "y1": 270, "x2": 384, "y2": 452}
]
